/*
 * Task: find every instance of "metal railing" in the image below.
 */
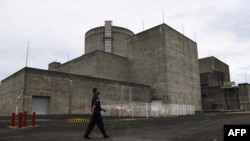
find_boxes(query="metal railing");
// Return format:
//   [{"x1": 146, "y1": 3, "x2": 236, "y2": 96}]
[{"x1": 102, "y1": 103, "x2": 195, "y2": 118}]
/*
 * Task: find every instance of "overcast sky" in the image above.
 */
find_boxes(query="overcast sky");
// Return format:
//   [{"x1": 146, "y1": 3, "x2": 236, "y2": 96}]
[{"x1": 0, "y1": 0, "x2": 250, "y2": 84}]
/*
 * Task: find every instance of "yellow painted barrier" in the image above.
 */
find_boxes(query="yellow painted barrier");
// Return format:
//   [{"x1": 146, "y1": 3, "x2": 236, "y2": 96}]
[
  {"x1": 6, "y1": 125, "x2": 40, "y2": 129},
  {"x1": 67, "y1": 118, "x2": 89, "y2": 123}
]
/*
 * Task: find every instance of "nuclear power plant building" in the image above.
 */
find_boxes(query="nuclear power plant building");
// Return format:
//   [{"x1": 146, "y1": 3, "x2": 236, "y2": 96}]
[
  {"x1": 0, "y1": 21, "x2": 201, "y2": 116},
  {"x1": 199, "y1": 56, "x2": 250, "y2": 111}
]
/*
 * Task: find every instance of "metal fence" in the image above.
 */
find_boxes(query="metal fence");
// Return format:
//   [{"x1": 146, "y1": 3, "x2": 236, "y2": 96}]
[{"x1": 102, "y1": 103, "x2": 195, "y2": 118}]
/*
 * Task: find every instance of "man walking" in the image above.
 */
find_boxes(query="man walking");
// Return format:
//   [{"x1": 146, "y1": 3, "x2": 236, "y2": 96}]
[{"x1": 84, "y1": 88, "x2": 111, "y2": 139}]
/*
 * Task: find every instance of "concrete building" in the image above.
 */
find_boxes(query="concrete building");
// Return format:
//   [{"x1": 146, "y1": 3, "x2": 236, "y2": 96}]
[
  {"x1": 0, "y1": 21, "x2": 201, "y2": 116},
  {"x1": 199, "y1": 56, "x2": 230, "y2": 87},
  {"x1": 238, "y1": 83, "x2": 250, "y2": 110},
  {"x1": 199, "y1": 56, "x2": 250, "y2": 111}
]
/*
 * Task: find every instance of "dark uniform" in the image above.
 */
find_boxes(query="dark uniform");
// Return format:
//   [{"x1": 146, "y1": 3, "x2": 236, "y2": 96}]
[{"x1": 84, "y1": 95, "x2": 108, "y2": 138}]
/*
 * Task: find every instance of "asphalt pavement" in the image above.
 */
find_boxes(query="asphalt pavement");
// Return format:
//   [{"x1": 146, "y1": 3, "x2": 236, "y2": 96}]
[{"x1": 1, "y1": 112, "x2": 250, "y2": 141}]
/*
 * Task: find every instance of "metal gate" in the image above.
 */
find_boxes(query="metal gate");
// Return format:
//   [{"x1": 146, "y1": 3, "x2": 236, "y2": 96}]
[{"x1": 32, "y1": 96, "x2": 50, "y2": 115}]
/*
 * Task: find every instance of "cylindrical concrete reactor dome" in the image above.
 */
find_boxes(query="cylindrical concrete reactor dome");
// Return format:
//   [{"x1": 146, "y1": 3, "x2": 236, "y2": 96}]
[{"x1": 84, "y1": 21, "x2": 134, "y2": 57}]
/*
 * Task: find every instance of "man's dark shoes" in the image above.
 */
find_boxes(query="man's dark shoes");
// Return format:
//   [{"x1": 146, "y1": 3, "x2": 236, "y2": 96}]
[
  {"x1": 104, "y1": 135, "x2": 111, "y2": 139},
  {"x1": 84, "y1": 136, "x2": 91, "y2": 139}
]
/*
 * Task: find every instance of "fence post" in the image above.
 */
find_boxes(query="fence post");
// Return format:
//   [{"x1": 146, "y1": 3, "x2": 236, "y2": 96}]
[
  {"x1": 32, "y1": 112, "x2": 36, "y2": 126},
  {"x1": 11, "y1": 112, "x2": 15, "y2": 127},
  {"x1": 23, "y1": 111, "x2": 27, "y2": 127},
  {"x1": 18, "y1": 112, "x2": 23, "y2": 128}
]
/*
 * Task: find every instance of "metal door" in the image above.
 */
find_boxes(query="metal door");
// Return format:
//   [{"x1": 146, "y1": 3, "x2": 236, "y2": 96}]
[{"x1": 32, "y1": 96, "x2": 49, "y2": 115}]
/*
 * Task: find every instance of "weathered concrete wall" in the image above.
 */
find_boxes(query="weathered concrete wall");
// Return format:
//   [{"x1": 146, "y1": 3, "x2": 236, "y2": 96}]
[
  {"x1": 84, "y1": 24, "x2": 134, "y2": 57},
  {"x1": 199, "y1": 57, "x2": 230, "y2": 83},
  {"x1": 1, "y1": 68, "x2": 151, "y2": 115},
  {"x1": 50, "y1": 51, "x2": 98, "y2": 77},
  {"x1": 164, "y1": 25, "x2": 201, "y2": 112},
  {"x1": 50, "y1": 51, "x2": 129, "y2": 82},
  {"x1": 112, "y1": 27, "x2": 134, "y2": 57},
  {"x1": 238, "y1": 83, "x2": 250, "y2": 110},
  {"x1": 48, "y1": 62, "x2": 61, "y2": 71},
  {"x1": 201, "y1": 87, "x2": 226, "y2": 110},
  {"x1": 0, "y1": 69, "x2": 25, "y2": 115},
  {"x1": 201, "y1": 87, "x2": 239, "y2": 110},
  {"x1": 224, "y1": 87, "x2": 239, "y2": 110},
  {"x1": 127, "y1": 24, "x2": 201, "y2": 112},
  {"x1": 200, "y1": 71, "x2": 225, "y2": 87},
  {"x1": 23, "y1": 68, "x2": 71, "y2": 114},
  {"x1": 95, "y1": 51, "x2": 129, "y2": 82},
  {"x1": 85, "y1": 27, "x2": 104, "y2": 54}
]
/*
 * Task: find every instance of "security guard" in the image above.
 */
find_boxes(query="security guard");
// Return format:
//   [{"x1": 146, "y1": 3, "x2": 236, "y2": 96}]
[{"x1": 84, "y1": 88, "x2": 111, "y2": 139}]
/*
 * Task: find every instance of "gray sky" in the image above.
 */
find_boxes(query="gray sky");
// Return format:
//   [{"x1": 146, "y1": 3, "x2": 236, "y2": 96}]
[{"x1": 0, "y1": 0, "x2": 250, "y2": 84}]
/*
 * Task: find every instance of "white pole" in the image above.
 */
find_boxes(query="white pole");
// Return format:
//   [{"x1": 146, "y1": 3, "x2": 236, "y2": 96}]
[
  {"x1": 129, "y1": 88, "x2": 131, "y2": 102},
  {"x1": 142, "y1": 19, "x2": 144, "y2": 31},
  {"x1": 182, "y1": 24, "x2": 185, "y2": 35},
  {"x1": 162, "y1": 10, "x2": 165, "y2": 23},
  {"x1": 249, "y1": 73, "x2": 250, "y2": 83},
  {"x1": 15, "y1": 106, "x2": 18, "y2": 115},
  {"x1": 119, "y1": 107, "x2": 120, "y2": 117},
  {"x1": 194, "y1": 32, "x2": 196, "y2": 42},
  {"x1": 25, "y1": 41, "x2": 29, "y2": 67},
  {"x1": 132, "y1": 103, "x2": 134, "y2": 119},
  {"x1": 164, "y1": 104, "x2": 166, "y2": 117},
  {"x1": 146, "y1": 103, "x2": 148, "y2": 118},
  {"x1": 245, "y1": 72, "x2": 247, "y2": 83},
  {"x1": 68, "y1": 51, "x2": 69, "y2": 61}
]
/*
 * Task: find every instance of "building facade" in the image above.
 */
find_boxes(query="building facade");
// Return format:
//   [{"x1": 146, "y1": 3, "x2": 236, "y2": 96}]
[
  {"x1": 199, "y1": 56, "x2": 250, "y2": 111},
  {"x1": 0, "y1": 21, "x2": 201, "y2": 116}
]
